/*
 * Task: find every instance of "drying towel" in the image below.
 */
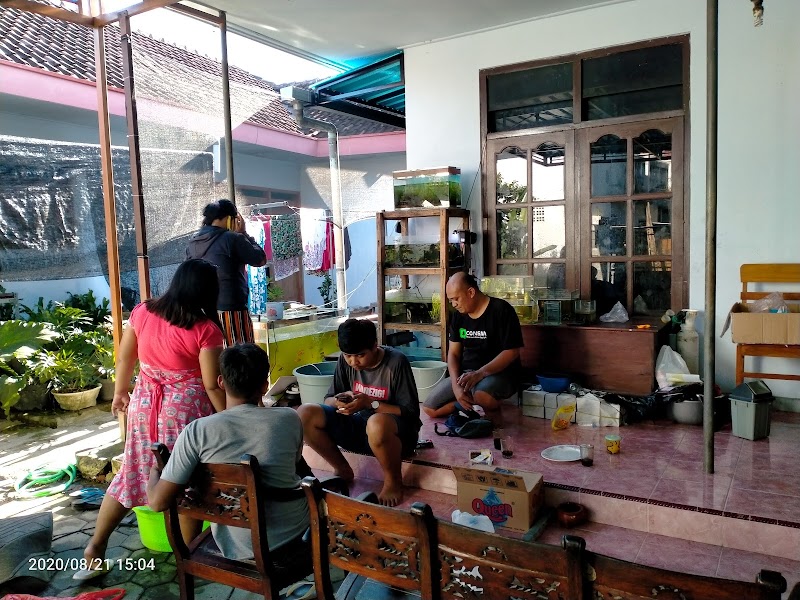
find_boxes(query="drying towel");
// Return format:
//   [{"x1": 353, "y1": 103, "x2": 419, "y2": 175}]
[
  {"x1": 300, "y1": 208, "x2": 328, "y2": 271},
  {"x1": 272, "y1": 256, "x2": 301, "y2": 281},
  {"x1": 246, "y1": 220, "x2": 268, "y2": 315},
  {"x1": 271, "y1": 215, "x2": 302, "y2": 261}
]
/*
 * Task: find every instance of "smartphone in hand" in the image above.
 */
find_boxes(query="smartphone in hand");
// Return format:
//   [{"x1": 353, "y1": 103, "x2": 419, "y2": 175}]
[{"x1": 335, "y1": 393, "x2": 353, "y2": 404}]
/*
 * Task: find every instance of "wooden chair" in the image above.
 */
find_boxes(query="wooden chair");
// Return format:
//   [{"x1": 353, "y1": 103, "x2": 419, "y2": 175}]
[
  {"x1": 151, "y1": 444, "x2": 346, "y2": 600},
  {"x1": 586, "y1": 549, "x2": 787, "y2": 600},
  {"x1": 301, "y1": 476, "x2": 438, "y2": 600},
  {"x1": 435, "y1": 520, "x2": 585, "y2": 600},
  {"x1": 735, "y1": 263, "x2": 800, "y2": 385}
]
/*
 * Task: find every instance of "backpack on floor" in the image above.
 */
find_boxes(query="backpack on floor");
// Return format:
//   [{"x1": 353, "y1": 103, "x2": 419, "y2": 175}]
[{"x1": 434, "y1": 409, "x2": 493, "y2": 439}]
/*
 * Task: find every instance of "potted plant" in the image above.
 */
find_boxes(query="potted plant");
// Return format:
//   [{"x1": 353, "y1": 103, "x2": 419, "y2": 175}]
[
  {"x1": 0, "y1": 320, "x2": 58, "y2": 415},
  {"x1": 33, "y1": 349, "x2": 101, "y2": 411},
  {"x1": 265, "y1": 277, "x2": 285, "y2": 320},
  {"x1": 90, "y1": 332, "x2": 115, "y2": 401}
]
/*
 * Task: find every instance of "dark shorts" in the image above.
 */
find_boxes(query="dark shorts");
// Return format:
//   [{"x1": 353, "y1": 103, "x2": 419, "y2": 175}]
[
  {"x1": 422, "y1": 372, "x2": 518, "y2": 410},
  {"x1": 321, "y1": 405, "x2": 418, "y2": 458}
]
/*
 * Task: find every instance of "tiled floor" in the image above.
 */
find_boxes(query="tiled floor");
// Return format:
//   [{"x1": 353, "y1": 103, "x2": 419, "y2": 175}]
[
  {"x1": 332, "y1": 404, "x2": 800, "y2": 597},
  {"x1": 3, "y1": 403, "x2": 799, "y2": 598}
]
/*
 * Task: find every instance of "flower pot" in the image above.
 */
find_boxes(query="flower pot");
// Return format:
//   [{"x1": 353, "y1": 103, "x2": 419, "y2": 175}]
[
  {"x1": 53, "y1": 385, "x2": 101, "y2": 411},
  {"x1": 556, "y1": 502, "x2": 588, "y2": 528},
  {"x1": 100, "y1": 378, "x2": 115, "y2": 402}
]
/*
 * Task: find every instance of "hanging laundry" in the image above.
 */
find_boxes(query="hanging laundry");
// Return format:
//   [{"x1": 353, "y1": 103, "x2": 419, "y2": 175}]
[
  {"x1": 245, "y1": 220, "x2": 268, "y2": 315},
  {"x1": 319, "y1": 221, "x2": 335, "y2": 271},
  {"x1": 271, "y1": 215, "x2": 302, "y2": 261},
  {"x1": 262, "y1": 218, "x2": 273, "y2": 261},
  {"x1": 272, "y1": 256, "x2": 301, "y2": 281},
  {"x1": 300, "y1": 208, "x2": 329, "y2": 271}
]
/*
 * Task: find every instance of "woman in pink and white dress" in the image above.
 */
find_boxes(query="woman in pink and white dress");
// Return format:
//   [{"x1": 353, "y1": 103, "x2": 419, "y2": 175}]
[{"x1": 75, "y1": 259, "x2": 225, "y2": 581}]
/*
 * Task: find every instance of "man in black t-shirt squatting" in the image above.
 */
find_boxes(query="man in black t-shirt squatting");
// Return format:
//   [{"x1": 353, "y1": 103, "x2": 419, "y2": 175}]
[{"x1": 422, "y1": 272, "x2": 523, "y2": 420}]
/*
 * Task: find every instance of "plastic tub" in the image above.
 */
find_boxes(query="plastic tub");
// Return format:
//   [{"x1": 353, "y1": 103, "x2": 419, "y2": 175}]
[
  {"x1": 537, "y1": 374, "x2": 570, "y2": 393},
  {"x1": 410, "y1": 361, "x2": 448, "y2": 404},
  {"x1": 292, "y1": 362, "x2": 337, "y2": 405},
  {"x1": 133, "y1": 506, "x2": 209, "y2": 553}
]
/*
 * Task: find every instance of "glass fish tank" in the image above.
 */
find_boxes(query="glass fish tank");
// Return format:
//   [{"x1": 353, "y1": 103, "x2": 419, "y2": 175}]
[
  {"x1": 383, "y1": 287, "x2": 440, "y2": 325},
  {"x1": 393, "y1": 167, "x2": 461, "y2": 209},
  {"x1": 480, "y1": 276, "x2": 578, "y2": 324},
  {"x1": 384, "y1": 236, "x2": 465, "y2": 268}
]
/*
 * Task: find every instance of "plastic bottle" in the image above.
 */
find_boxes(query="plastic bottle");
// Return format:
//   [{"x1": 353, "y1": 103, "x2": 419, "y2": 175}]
[{"x1": 677, "y1": 309, "x2": 699, "y2": 375}]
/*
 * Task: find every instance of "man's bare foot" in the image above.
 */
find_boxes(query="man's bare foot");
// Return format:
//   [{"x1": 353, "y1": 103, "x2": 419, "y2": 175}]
[
  {"x1": 334, "y1": 463, "x2": 355, "y2": 482},
  {"x1": 378, "y1": 481, "x2": 404, "y2": 507}
]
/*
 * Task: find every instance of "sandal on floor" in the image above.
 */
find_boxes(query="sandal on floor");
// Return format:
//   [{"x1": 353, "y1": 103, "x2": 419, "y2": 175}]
[
  {"x1": 71, "y1": 488, "x2": 105, "y2": 511},
  {"x1": 281, "y1": 578, "x2": 316, "y2": 600},
  {"x1": 72, "y1": 562, "x2": 111, "y2": 582}
]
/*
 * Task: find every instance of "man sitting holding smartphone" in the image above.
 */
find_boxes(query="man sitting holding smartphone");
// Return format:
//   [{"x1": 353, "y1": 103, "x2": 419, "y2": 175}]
[{"x1": 296, "y1": 319, "x2": 420, "y2": 506}]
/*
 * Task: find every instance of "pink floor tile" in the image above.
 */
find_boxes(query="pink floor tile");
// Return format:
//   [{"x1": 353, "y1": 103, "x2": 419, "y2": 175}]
[
  {"x1": 635, "y1": 532, "x2": 723, "y2": 577},
  {"x1": 649, "y1": 476, "x2": 731, "y2": 510},
  {"x1": 540, "y1": 522, "x2": 647, "y2": 562},
  {"x1": 725, "y1": 488, "x2": 800, "y2": 522}
]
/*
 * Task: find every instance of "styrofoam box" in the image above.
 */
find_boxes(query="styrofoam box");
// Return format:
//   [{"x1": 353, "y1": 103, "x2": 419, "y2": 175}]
[
  {"x1": 521, "y1": 389, "x2": 545, "y2": 407},
  {"x1": 545, "y1": 392, "x2": 577, "y2": 409},
  {"x1": 522, "y1": 405, "x2": 545, "y2": 419}
]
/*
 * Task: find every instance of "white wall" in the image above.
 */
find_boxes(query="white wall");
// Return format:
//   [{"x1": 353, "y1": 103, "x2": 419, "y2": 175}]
[
  {"x1": 404, "y1": 0, "x2": 800, "y2": 396},
  {"x1": 300, "y1": 153, "x2": 405, "y2": 310},
  {"x1": 234, "y1": 152, "x2": 301, "y2": 191}
]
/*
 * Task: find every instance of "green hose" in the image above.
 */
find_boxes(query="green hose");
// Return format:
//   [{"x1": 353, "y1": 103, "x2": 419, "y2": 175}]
[{"x1": 14, "y1": 463, "x2": 77, "y2": 498}]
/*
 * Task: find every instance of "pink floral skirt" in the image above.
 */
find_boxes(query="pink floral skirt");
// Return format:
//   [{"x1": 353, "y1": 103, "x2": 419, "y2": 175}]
[{"x1": 106, "y1": 364, "x2": 213, "y2": 508}]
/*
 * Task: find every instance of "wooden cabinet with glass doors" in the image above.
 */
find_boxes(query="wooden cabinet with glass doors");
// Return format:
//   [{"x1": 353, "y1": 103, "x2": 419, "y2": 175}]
[{"x1": 376, "y1": 208, "x2": 471, "y2": 361}]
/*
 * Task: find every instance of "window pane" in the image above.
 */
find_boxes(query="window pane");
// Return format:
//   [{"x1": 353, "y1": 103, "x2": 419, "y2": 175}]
[
  {"x1": 498, "y1": 263, "x2": 529, "y2": 275},
  {"x1": 590, "y1": 135, "x2": 627, "y2": 196},
  {"x1": 634, "y1": 130, "x2": 672, "y2": 193},
  {"x1": 591, "y1": 262, "x2": 627, "y2": 315},
  {"x1": 487, "y1": 63, "x2": 574, "y2": 132},
  {"x1": 497, "y1": 208, "x2": 528, "y2": 259},
  {"x1": 591, "y1": 202, "x2": 626, "y2": 256},
  {"x1": 531, "y1": 142, "x2": 565, "y2": 201},
  {"x1": 532, "y1": 205, "x2": 565, "y2": 258},
  {"x1": 582, "y1": 44, "x2": 683, "y2": 120},
  {"x1": 634, "y1": 199, "x2": 672, "y2": 256},
  {"x1": 633, "y1": 261, "x2": 671, "y2": 315},
  {"x1": 496, "y1": 147, "x2": 527, "y2": 204}
]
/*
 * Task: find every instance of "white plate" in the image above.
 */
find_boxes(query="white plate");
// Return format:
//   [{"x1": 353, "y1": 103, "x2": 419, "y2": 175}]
[{"x1": 541, "y1": 445, "x2": 582, "y2": 462}]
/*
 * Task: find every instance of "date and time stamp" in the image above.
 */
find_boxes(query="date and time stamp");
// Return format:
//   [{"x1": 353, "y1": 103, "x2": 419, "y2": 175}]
[{"x1": 28, "y1": 557, "x2": 156, "y2": 572}]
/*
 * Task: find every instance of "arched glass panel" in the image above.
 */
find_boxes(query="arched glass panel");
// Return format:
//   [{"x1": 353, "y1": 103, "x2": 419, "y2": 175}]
[
  {"x1": 531, "y1": 142, "x2": 565, "y2": 202},
  {"x1": 634, "y1": 129, "x2": 672, "y2": 193},
  {"x1": 496, "y1": 147, "x2": 527, "y2": 204},
  {"x1": 590, "y1": 134, "x2": 627, "y2": 197}
]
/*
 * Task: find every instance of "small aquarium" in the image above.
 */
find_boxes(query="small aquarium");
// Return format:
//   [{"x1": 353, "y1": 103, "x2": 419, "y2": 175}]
[
  {"x1": 384, "y1": 236, "x2": 465, "y2": 268},
  {"x1": 393, "y1": 167, "x2": 461, "y2": 209},
  {"x1": 383, "y1": 288, "x2": 442, "y2": 325}
]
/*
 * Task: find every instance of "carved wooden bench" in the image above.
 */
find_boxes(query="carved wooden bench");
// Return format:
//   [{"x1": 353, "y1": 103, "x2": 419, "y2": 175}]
[{"x1": 585, "y1": 547, "x2": 787, "y2": 600}]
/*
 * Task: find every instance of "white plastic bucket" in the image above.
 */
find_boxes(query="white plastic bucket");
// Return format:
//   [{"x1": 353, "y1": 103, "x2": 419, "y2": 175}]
[
  {"x1": 292, "y1": 362, "x2": 337, "y2": 405},
  {"x1": 410, "y1": 360, "x2": 448, "y2": 404}
]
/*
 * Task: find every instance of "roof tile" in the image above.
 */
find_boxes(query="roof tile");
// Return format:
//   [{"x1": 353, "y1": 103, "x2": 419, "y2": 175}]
[{"x1": 0, "y1": 6, "x2": 402, "y2": 138}]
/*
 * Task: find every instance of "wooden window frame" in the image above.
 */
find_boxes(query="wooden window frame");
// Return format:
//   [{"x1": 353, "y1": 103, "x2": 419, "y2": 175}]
[{"x1": 479, "y1": 35, "x2": 690, "y2": 312}]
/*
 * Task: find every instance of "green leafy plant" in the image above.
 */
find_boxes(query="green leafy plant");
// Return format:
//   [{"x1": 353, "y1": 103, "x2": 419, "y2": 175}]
[
  {"x1": 266, "y1": 277, "x2": 284, "y2": 302},
  {"x1": 88, "y1": 331, "x2": 115, "y2": 381},
  {"x1": 0, "y1": 320, "x2": 59, "y2": 413},
  {"x1": 64, "y1": 291, "x2": 111, "y2": 328},
  {"x1": 316, "y1": 271, "x2": 335, "y2": 307},
  {"x1": 32, "y1": 349, "x2": 100, "y2": 393}
]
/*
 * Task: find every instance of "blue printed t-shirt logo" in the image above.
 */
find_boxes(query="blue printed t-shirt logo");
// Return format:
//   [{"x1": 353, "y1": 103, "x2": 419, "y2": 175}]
[{"x1": 460, "y1": 329, "x2": 487, "y2": 340}]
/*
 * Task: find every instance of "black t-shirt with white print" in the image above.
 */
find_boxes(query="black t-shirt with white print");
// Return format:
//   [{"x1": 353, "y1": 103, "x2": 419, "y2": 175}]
[{"x1": 449, "y1": 296, "x2": 523, "y2": 376}]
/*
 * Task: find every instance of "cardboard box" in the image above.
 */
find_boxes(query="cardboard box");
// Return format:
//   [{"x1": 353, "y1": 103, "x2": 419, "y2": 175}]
[
  {"x1": 725, "y1": 303, "x2": 800, "y2": 345},
  {"x1": 452, "y1": 465, "x2": 543, "y2": 533}
]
